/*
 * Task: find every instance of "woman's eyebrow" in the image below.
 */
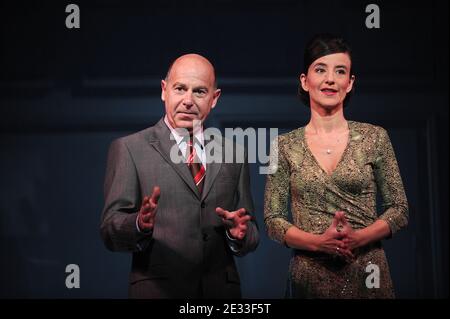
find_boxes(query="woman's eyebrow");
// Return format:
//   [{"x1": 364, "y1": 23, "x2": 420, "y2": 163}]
[{"x1": 313, "y1": 62, "x2": 327, "y2": 67}]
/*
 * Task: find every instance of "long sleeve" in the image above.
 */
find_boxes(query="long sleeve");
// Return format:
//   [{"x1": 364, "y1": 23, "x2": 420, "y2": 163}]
[
  {"x1": 264, "y1": 136, "x2": 293, "y2": 245},
  {"x1": 374, "y1": 127, "x2": 409, "y2": 236},
  {"x1": 100, "y1": 138, "x2": 152, "y2": 252},
  {"x1": 230, "y1": 150, "x2": 259, "y2": 256}
]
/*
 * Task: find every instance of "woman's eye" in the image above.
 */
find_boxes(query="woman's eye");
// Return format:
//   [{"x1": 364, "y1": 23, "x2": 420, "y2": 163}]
[
  {"x1": 336, "y1": 69, "x2": 346, "y2": 75},
  {"x1": 315, "y1": 68, "x2": 325, "y2": 73}
]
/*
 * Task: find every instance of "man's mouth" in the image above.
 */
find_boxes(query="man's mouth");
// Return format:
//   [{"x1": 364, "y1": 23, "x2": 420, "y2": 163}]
[{"x1": 177, "y1": 111, "x2": 198, "y2": 116}]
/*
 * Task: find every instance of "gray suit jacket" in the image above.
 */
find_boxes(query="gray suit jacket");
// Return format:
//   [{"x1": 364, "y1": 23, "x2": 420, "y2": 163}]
[{"x1": 100, "y1": 118, "x2": 259, "y2": 298}]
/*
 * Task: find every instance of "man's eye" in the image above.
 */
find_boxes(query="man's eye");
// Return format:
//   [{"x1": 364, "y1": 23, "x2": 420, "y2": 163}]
[
  {"x1": 174, "y1": 87, "x2": 185, "y2": 92},
  {"x1": 194, "y1": 90, "x2": 207, "y2": 96}
]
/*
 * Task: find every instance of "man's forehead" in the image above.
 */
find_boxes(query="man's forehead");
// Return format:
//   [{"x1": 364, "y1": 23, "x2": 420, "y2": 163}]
[
  {"x1": 172, "y1": 59, "x2": 212, "y2": 73},
  {"x1": 165, "y1": 54, "x2": 217, "y2": 87},
  {"x1": 168, "y1": 65, "x2": 215, "y2": 85}
]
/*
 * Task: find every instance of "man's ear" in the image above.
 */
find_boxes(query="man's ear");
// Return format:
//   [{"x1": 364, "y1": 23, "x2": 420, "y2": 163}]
[
  {"x1": 161, "y1": 80, "x2": 167, "y2": 102},
  {"x1": 299, "y1": 74, "x2": 308, "y2": 92},
  {"x1": 211, "y1": 88, "x2": 221, "y2": 109}
]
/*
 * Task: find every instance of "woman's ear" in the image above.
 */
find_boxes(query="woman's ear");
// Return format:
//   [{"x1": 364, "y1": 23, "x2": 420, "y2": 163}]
[
  {"x1": 346, "y1": 75, "x2": 355, "y2": 93},
  {"x1": 300, "y1": 74, "x2": 309, "y2": 92}
]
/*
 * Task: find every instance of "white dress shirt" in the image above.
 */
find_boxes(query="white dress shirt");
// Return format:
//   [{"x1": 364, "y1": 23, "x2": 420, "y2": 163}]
[{"x1": 164, "y1": 115, "x2": 206, "y2": 168}]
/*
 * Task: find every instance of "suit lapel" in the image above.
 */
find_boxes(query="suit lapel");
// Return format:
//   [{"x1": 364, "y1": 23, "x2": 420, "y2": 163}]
[
  {"x1": 147, "y1": 118, "x2": 200, "y2": 199},
  {"x1": 201, "y1": 133, "x2": 223, "y2": 201}
]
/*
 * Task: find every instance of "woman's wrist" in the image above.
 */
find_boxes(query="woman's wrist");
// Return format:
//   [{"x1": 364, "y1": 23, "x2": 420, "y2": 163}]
[
  {"x1": 353, "y1": 229, "x2": 368, "y2": 248},
  {"x1": 284, "y1": 227, "x2": 326, "y2": 252},
  {"x1": 310, "y1": 233, "x2": 323, "y2": 252}
]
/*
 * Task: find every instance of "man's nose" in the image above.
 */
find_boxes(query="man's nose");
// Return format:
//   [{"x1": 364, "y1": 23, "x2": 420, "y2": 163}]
[{"x1": 182, "y1": 91, "x2": 194, "y2": 107}]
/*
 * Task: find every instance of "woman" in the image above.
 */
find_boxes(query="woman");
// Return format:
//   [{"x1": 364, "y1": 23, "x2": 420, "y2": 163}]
[{"x1": 264, "y1": 34, "x2": 408, "y2": 298}]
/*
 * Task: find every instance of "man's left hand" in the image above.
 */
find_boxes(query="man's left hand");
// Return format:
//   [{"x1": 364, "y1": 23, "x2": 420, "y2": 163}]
[{"x1": 215, "y1": 207, "x2": 251, "y2": 240}]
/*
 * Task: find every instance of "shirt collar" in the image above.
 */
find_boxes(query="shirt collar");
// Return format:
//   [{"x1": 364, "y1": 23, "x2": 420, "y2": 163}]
[{"x1": 164, "y1": 115, "x2": 204, "y2": 147}]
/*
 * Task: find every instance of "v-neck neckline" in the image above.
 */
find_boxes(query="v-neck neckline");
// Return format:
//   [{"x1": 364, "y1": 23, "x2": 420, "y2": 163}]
[{"x1": 302, "y1": 121, "x2": 353, "y2": 178}]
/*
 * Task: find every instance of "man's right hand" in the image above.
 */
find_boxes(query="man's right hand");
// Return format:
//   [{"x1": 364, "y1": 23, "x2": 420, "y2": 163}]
[{"x1": 138, "y1": 186, "x2": 160, "y2": 232}]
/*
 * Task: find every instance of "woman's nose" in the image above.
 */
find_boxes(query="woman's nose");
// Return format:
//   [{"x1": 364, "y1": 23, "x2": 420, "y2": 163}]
[{"x1": 325, "y1": 72, "x2": 335, "y2": 83}]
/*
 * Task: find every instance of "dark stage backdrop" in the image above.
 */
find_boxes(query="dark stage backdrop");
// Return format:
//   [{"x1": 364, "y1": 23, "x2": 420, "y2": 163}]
[{"x1": 0, "y1": 0, "x2": 448, "y2": 298}]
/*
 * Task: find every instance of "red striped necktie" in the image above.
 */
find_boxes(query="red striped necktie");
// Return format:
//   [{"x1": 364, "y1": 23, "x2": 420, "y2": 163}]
[{"x1": 187, "y1": 138, "x2": 206, "y2": 194}]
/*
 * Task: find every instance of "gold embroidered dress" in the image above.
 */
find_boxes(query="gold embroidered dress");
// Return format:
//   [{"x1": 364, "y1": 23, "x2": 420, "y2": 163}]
[{"x1": 264, "y1": 121, "x2": 408, "y2": 298}]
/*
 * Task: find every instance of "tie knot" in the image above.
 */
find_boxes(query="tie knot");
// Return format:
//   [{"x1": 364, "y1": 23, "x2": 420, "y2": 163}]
[{"x1": 187, "y1": 136, "x2": 202, "y2": 149}]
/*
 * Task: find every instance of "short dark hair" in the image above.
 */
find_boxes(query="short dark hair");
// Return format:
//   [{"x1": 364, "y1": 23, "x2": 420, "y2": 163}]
[{"x1": 298, "y1": 34, "x2": 355, "y2": 108}]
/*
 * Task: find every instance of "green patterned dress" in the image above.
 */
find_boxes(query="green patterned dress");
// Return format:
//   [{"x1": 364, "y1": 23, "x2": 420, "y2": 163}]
[{"x1": 264, "y1": 121, "x2": 408, "y2": 298}]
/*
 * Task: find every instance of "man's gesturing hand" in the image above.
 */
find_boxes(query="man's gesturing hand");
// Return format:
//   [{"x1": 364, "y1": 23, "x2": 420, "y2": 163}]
[
  {"x1": 138, "y1": 186, "x2": 160, "y2": 232},
  {"x1": 215, "y1": 207, "x2": 251, "y2": 240}
]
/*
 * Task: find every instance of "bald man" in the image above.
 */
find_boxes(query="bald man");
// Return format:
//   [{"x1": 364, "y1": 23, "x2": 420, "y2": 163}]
[{"x1": 100, "y1": 54, "x2": 259, "y2": 298}]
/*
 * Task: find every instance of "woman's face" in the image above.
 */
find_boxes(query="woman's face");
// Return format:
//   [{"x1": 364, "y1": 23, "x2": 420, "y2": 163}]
[{"x1": 300, "y1": 52, "x2": 354, "y2": 110}]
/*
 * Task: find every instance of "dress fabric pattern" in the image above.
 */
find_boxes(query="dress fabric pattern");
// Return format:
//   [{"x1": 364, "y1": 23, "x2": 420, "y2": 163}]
[{"x1": 264, "y1": 121, "x2": 408, "y2": 298}]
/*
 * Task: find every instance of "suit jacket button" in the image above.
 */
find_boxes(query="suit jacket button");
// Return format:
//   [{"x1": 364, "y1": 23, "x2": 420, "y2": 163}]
[
  {"x1": 202, "y1": 232, "x2": 209, "y2": 241},
  {"x1": 201, "y1": 202, "x2": 206, "y2": 208}
]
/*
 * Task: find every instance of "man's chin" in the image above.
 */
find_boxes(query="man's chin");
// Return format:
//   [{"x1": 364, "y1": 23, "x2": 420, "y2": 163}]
[
  {"x1": 174, "y1": 121, "x2": 192, "y2": 129},
  {"x1": 174, "y1": 120, "x2": 202, "y2": 131}
]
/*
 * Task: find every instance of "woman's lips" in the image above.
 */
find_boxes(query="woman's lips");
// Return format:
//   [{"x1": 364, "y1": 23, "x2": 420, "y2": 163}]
[{"x1": 321, "y1": 88, "x2": 337, "y2": 96}]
